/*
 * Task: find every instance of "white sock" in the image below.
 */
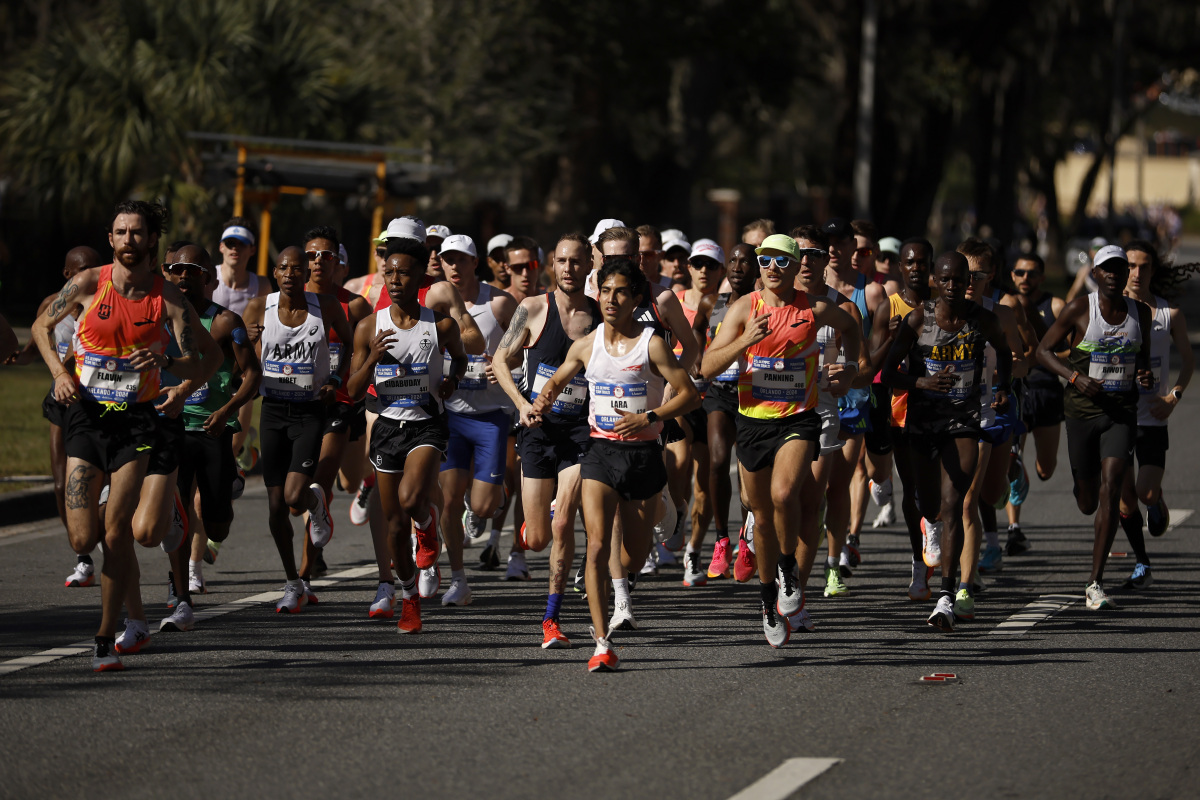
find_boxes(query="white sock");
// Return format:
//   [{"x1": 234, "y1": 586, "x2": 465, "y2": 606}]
[
  {"x1": 451, "y1": 568, "x2": 465, "y2": 581},
  {"x1": 612, "y1": 577, "x2": 630, "y2": 605},
  {"x1": 685, "y1": 543, "x2": 697, "y2": 555},
  {"x1": 985, "y1": 529, "x2": 1000, "y2": 549},
  {"x1": 488, "y1": 528, "x2": 501, "y2": 547},
  {"x1": 400, "y1": 575, "x2": 418, "y2": 599},
  {"x1": 826, "y1": 556, "x2": 837, "y2": 569}
]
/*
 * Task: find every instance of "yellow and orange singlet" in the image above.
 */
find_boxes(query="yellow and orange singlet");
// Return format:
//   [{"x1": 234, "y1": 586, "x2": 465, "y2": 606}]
[
  {"x1": 737, "y1": 291, "x2": 819, "y2": 419},
  {"x1": 74, "y1": 264, "x2": 167, "y2": 405},
  {"x1": 887, "y1": 292, "x2": 917, "y2": 428}
]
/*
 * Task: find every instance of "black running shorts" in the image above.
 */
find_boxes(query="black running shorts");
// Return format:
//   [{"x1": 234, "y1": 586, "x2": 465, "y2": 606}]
[
  {"x1": 1134, "y1": 424, "x2": 1169, "y2": 470},
  {"x1": 580, "y1": 439, "x2": 667, "y2": 501},
  {"x1": 1021, "y1": 376, "x2": 1065, "y2": 430},
  {"x1": 1065, "y1": 415, "x2": 1135, "y2": 480},
  {"x1": 735, "y1": 410, "x2": 821, "y2": 473},
  {"x1": 864, "y1": 383, "x2": 893, "y2": 456},
  {"x1": 324, "y1": 399, "x2": 368, "y2": 442},
  {"x1": 260, "y1": 397, "x2": 326, "y2": 487},
  {"x1": 177, "y1": 428, "x2": 236, "y2": 529},
  {"x1": 42, "y1": 388, "x2": 67, "y2": 428},
  {"x1": 518, "y1": 417, "x2": 592, "y2": 480},
  {"x1": 702, "y1": 381, "x2": 738, "y2": 419},
  {"x1": 64, "y1": 400, "x2": 158, "y2": 474},
  {"x1": 369, "y1": 415, "x2": 449, "y2": 473},
  {"x1": 147, "y1": 413, "x2": 185, "y2": 476}
]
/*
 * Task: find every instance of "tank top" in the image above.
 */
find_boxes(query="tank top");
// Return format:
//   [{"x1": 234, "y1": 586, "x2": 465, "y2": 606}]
[
  {"x1": 366, "y1": 275, "x2": 437, "y2": 399},
  {"x1": 907, "y1": 300, "x2": 987, "y2": 435},
  {"x1": 675, "y1": 290, "x2": 708, "y2": 394},
  {"x1": 326, "y1": 286, "x2": 355, "y2": 405},
  {"x1": 54, "y1": 314, "x2": 77, "y2": 362},
  {"x1": 373, "y1": 306, "x2": 443, "y2": 422},
  {"x1": 74, "y1": 264, "x2": 167, "y2": 405},
  {"x1": 1137, "y1": 296, "x2": 1171, "y2": 428},
  {"x1": 814, "y1": 287, "x2": 845, "y2": 417},
  {"x1": 1064, "y1": 292, "x2": 1142, "y2": 421},
  {"x1": 586, "y1": 323, "x2": 664, "y2": 442},
  {"x1": 259, "y1": 292, "x2": 330, "y2": 402},
  {"x1": 445, "y1": 283, "x2": 512, "y2": 415},
  {"x1": 213, "y1": 272, "x2": 260, "y2": 317},
  {"x1": 1027, "y1": 292, "x2": 1063, "y2": 383},
  {"x1": 737, "y1": 291, "x2": 819, "y2": 420},
  {"x1": 850, "y1": 273, "x2": 873, "y2": 340},
  {"x1": 707, "y1": 293, "x2": 740, "y2": 385},
  {"x1": 158, "y1": 302, "x2": 241, "y2": 432},
  {"x1": 526, "y1": 292, "x2": 601, "y2": 422},
  {"x1": 887, "y1": 292, "x2": 918, "y2": 428}
]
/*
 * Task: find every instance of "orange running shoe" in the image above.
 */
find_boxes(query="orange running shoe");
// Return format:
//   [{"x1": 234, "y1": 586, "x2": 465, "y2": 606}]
[
  {"x1": 707, "y1": 536, "x2": 732, "y2": 578},
  {"x1": 587, "y1": 627, "x2": 619, "y2": 672},
  {"x1": 397, "y1": 597, "x2": 422, "y2": 634},
  {"x1": 414, "y1": 505, "x2": 440, "y2": 569},
  {"x1": 733, "y1": 534, "x2": 757, "y2": 583},
  {"x1": 541, "y1": 619, "x2": 571, "y2": 649}
]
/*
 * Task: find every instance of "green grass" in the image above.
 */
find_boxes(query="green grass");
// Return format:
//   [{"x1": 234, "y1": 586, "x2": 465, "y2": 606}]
[{"x1": 0, "y1": 362, "x2": 54, "y2": 493}]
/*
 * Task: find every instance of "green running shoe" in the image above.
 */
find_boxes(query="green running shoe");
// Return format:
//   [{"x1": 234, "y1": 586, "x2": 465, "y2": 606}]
[
  {"x1": 823, "y1": 565, "x2": 848, "y2": 597},
  {"x1": 953, "y1": 588, "x2": 975, "y2": 620}
]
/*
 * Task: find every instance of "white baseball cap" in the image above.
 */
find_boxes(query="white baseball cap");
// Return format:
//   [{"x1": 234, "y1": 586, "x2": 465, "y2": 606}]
[
  {"x1": 1093, "y1": 244, "x2": 1128, "y2": 269},
  {"x1": 221, "y1": 225, "x2": 255, "y2": 246},
  {"x1": 689, "y1": 239, "x2": 724, "y2": 265},
  {"x1": 383, "y1": 216, "x2": 426, "y2": 243},
  {"x1": 589, "y1": 218, "x2": 626, "y2": 244},
  {"x1": 486, "y1": 234, "x2": 513, "y2": 255},
  {"x1": 426, "y1": 224, "x2": 452, "y2": 240},
  {"x1": 878, "y1": 236, "x2": 902, "y2": 256},
  {"x1": 440, "y1": 234, "x2": 477, "y2": 258},
  {"x1": 663, "y1": 235, "x2": 691, "y2": 254}
]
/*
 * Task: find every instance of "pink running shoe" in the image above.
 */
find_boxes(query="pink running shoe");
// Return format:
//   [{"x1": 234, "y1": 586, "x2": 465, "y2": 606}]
[
  {"x1": 733, "y1": 535, "x2": 757, "y2": 583},
  {"x1": 707, "y1": 537, "x2": 732, "y2": 579}
]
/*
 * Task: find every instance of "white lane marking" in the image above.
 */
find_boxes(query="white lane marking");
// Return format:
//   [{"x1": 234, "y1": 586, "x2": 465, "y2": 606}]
[
  {"x1": 989, "y1": 594, "x2": 1078, "y2": 636},
  {"x1": 727, "y1": 758, "x2": 842, "y2": 800},
  {"x1": 1161, "y1": 508, "x2": 1192, "y2": 532},
  {"x1": 0, "y1": 562, "x2": 378, "y2": 677}
]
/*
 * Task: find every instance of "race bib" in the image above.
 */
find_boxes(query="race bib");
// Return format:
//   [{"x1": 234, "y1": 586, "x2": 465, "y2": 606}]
[
  {"x1": 1089, "y1": 351, "x2": 1134, "y2": 391},
  {"x1": 376, "y1": 362, "x2": 430, "y2": 408},
  {"x1": 78, "y1": 352, "x2": 143, "y2": 403},
  {"x1": 691, "y1": 375, "x2": 710, "y2": 394},
  {"x1": 749, "y1": 355, "x2": 807, "y2": 402},
  {"x1": 445, "y1": 353, "x2": 489, "y2": 391},
  {"x1": 56, "y1": 340, "x2": 70, "y2": 360},
  {"x1": 592, "y1": 381, "x2": 648, "y2": 431},
  {"x1": 186, "y1": 383, "x2": 210, "y2": 405},
  {"x1": 530, "y1": 362, "x2": 587, "y2": 417},
  {"x1": 328, "y1": 342, "x2": 343, "y2": 375},
  {"x1": 262, "y1": 359, "x2": 316, "y2": 401},
  {"x1": 715, "y1": 359, "x2": 740, "y2": 383}
]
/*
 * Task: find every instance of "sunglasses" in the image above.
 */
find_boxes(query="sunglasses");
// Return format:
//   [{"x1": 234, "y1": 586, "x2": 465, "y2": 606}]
[
  {"x1": 601, "y1": 253, "x2": 633, "y2": 264},
  {"x1": 757, "y1": 255, "x2": 796, "y2": 270},
  {"x1": 797, "y1": 247, "x2": 828, "y2": 260},
  {"x1": 306, "y1": 250, "x2": 336, "y2": 262},
  {"x1": 166, "y1": 262, "x2": 208, "y2": 278},
  {"x1": 375, "y1": 247, "x2": 387, "y2": 259},
  {"x1": 508, "y1": 259, "x2": 540, "y2": 273},
  {"x1": 689, "y1": 259, "x2": 723, "y2": 271},
  {"x1": 1011, "y1": 269, "x2": 1039, "y2": 278},
  {"x1": 222, "y1": 238, "x2": 248, "y2": 248},
  {"x1": 968, "y1": 271, "x2": 990, "y2": 282},
  {"x1": 854, "y1": 247, "x2": 875, "y2": 258}
]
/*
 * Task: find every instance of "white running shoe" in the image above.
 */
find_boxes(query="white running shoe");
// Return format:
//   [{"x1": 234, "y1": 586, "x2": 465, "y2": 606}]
[
  {"x1": 441, "y1": 576, "x2": 473, "y2": 606},
  {"x1": 763, "y1": 601, "x2": 790, "y2": 648},
  {"x1": 786, "y1": 606, "x2": 816, "y2": 633},
  {"x1": 114, "y1": 618, "x2": 151, "y2": 654},
  {"x1": 908, "y1": 558, "x2": 932, "y2": 601},
  {"x1": 302, "y1": 579, "x2": 319, "y2": 606},
  {"x1": 160, "y1": 491, "x2": 188, "y2": 553},
  {"x1": 1085, "y1": 580, "x2": 1116, "y2": 611},
  {"x1": 231, "y1": 467, "x2": 246, "y2": 501},
  {"x1": 369, "y1": 583, "x2": 396, "y2": 618},
  {"x1": 505, "y1": 550, "x2": 531, "y2": 581},
  {"x1": 656, "y1": 494, "x2": 680, "y2": 549},
  {"x1": 927, "y1": 594, "x2": 955, "y2": 631},
  {"x1": 744, "y1": 512, "x2": 756, "y2": 550},
  {"x1": 682, "y1": 551, "x2": 707, "y2": 586},
  {"x1": 462, "y1": 506, "x2": 488, "y2": 540},
  {"x1": 872, "y1": 500, "x2": 896, "y2": 528},
  {"x1": 188, "y1": 562, "x2": 206, "y2": 595},
  {"x1": 419, "y1": 565, "x2": 442, "y2": 599},
  {"x1": 65, "y1": 560, "x2": 95, "y2": 588},
  {"x1": 307, "y1": 484, "x2": 333, "y2": 547},
  {"x1": 639, "y1": 548, "x2": 659, "y2": 576},
  {"x1": 776, "y1": 562, "x2": 803, "y2": 617},
  {"x1": 92, "y1": 639, "x2": 122, "y2": 672},
  {"x1": 349, "y1": 481, "x2": 372, "y2": 527},
  {"x1": 99, "y1": 484, "x2": 110, "y2": 506},
  {"x1": 609, "y1": 598, "x2": 638, "y2": 631},
  {"x1": 656, "y1": 542, "x2": 677, "y2": 566},
  {"x1": 870, "y1": 477, "x2": 893, "y2": 506},
  {"x1": 275, "y1": 580, "x2": 308, "y2": 614},
  {"x1": 159, "y1": 601, "x2": 195, "y2": 632},
  {"x1": 922, "y1": 518, "x2": 943, "y2": 568}
]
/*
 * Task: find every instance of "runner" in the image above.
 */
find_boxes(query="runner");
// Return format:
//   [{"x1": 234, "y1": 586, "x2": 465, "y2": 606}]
[
  {"x1": 493, "y1": 232, "x2": 601, "y2": 647},
  {"x1": 486, "y1": 234, "x2": 514, "y2": 293},
  {"x1": 346, "y1": 237, "x2": 468, "y2": 634},
  {"x1": 691, "y1": 243, "x2": 760, "y2": 583},
  {"x1": 701, "y1": 233, "x2": 860, "y2": 647},
  {"x1": 1117, "y1": 240, "x2": 1195, "y2": 589},
  {"x1": 635, "y1": 225, "x2": 673, "y2": 292},
  {"x1": 530, "y1": 257, "x2": 700, "y2": 671},
  {"x1": 436, "y1": 234, "x2": 517, "y2": 604},
  {"x1": 882, "y1": 251, "x2": 1011, "y2": 631},
  {"x1": 1036, "y1": 244, "x2": 1153, "y2": 610},
  {"x1": 659, "y1": 230, "x2": 691, "y2": 293},
  {"x1": 503, "y1": 235, "x2": 542, "y2": 305},
  {"x1": 30, "y1": 200, "x2": 221, "y2": 671},
  {"x1": 741, "y1": 220, "x2": 775, "y2": 249},
  {"x1": 426, "y1": 224, "x2": 451, "y2": 280},
  {"x1": 241, "y1": 246, "x2": 354, "y2": 614},
  {"x1": 874, "y1": 236, "x2": 902, "y2": 291}
]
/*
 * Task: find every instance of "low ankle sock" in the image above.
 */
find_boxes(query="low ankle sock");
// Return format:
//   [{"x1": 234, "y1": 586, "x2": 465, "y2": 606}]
[
  {"x1": 400, "y1": 575, "x2": 418, "y2": 599},
  {"x1": 826, "y1": 556, "x2": 837, "y2": 569},
  {"x1": 79, "y1": 554, "x2": 93, "y2": 565},
  {"x1": 958, "y1": 581, "x2": 969, "y2": 592},
  {"x1": 451, "y1": 568, "x2": 465, "y2": 581},
  {"x1": 685, "y1": 542, "x2": 697, "y2": 555},
  {"x1": 612, "y1": 577, "x2": 630, "y2": 605},
  {"x1": 544, "y1": 593, "x2": 563, "y2": 622},
  {"x1": 487, "y1": 528, "x2": 501, "y2": 547}
]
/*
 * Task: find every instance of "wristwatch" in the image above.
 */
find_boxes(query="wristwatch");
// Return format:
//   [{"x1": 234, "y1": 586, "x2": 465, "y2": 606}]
[
  {"x1": 1172, "y1": 388, "x2": 1183, "y2": 401},
  {"x1": 646, "y1": 410, "x2": 660, "y2": 424}
]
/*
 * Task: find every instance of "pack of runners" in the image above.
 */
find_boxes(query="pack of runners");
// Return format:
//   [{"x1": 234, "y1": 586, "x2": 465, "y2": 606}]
[{"x1": 27, "y1": 202, "x2": 1193, "y2": 672}]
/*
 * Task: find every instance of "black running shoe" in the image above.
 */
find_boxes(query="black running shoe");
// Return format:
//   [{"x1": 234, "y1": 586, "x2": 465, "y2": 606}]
[
  {"x1": 1005, "y1": 525, "x2": 1030, "y2": 556},
  {"x1": 574, "y1": 552, "x2": 587, "y2": 594},
  {"x1": 479, "y1": 544, "x2": 501, "y2": 570}
]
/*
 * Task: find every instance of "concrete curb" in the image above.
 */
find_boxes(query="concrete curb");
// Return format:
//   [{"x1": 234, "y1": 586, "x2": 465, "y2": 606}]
[{"x1": 0, "y1": 485, "x2": 58, "y2": 526}]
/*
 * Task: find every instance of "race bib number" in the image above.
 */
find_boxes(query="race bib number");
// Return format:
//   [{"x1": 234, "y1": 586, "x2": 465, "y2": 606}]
[
  {"x1": 749, "y1": 356, "x2": 807, "y2": 402},
  {"x1": 376, "y1": 362, "x2": 430, "y2": 408},
  {"x1": 1089, "y1": 351, "x2": 1134, "y2": 391},
  {"x1": 530, "y1": 362, "x2": 587, "y2": 417},
  {"x1": 445, "y1": 353, "x2": 489, "y2": 391},
  {"x1": 328, "y1": 342, "x2": 343, "y2": 375},
  {"x1": 186, "y1": 383, "x2": 210, "y2": 405},
  {"x1": 262, "y1": 359, "x2": 316, "y2": 401},
  {"x1": 78, "y1": 352, "x2": 143, "y2": 403},
  {"x1": 592, "y1": 381, "x2": 648, "y2": 431},
  {"x1": 715, "y1": 359, "x2": 740, "y2": 383},
  {"x1": 924, "y1": 358, "x2": 977, "y2": 399}
]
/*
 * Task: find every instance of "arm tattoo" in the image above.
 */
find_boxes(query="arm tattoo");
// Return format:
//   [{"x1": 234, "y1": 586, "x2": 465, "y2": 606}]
[
  {"x1": 47, "y1": 282, "x2": 79, "y2": 319},
  {"x1": 178, "y1": 302, "x2": 198, "y2": 358},
  {"x1": 65, "y1": 465, "x2": 93, "y2": 510},
  {"x1": 499, "y1": 304, "x2": 528, "y2": 350}
]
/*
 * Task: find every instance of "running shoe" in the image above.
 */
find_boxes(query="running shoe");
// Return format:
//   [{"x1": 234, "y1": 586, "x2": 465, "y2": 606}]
[
  {"x1": 413, "y1": 505, "x2": 440, "y2": 569},
  {"x1": 707, "y1": 537, "x2": 732, "y2": 578},
  {"x1": 462, "y1": 506, "x2": 488, "y2": 540},
  {"x1": 871, "y1": 500, "x2": 895, "y2": 528},
  {"x1": 505, "y1": 551, "x2": 531, "y2": 581},
  {"x1": 838, "y1": 550, "x2": 853, "y2": 579},
  {"x1": 762, "y1": 601, "x2": 790, "y2": 648},
  {"x1": 350, "y1": 479, "x2": 373, "y2": 527},
  {"x1": 369, "y1": 583, "x2": 396, "y2": 618},
  {"x1": 733, "y1": 535, "x2": 757, "y2": 583},
  {"x1": 479, "y1": 543, "x2": 501, "y2": 570},
  {"x1": 844, "y1": 533, "x2": 861, "y2": 568},
  {"x1": 203, "y1": 538, "x2": 221, "y2": 565},
  {"x1": 159, "y1": 601, "x2": 195, "y2": 632},
  {"x1": 166, "y1": 573, "x2": 179, "y2": 610},
  {"x1": 1005, "y1": 524, "x2": 1030, "y2": 556},
  {"x1": 640, "y1": 547, "x2": 659, "y2": 576},
  {"x1": 870, "y1": 477, "x2": 893, "y2": 506},
  {"x1": 953, "y1": 589, "x2": 975, "y2": 620},
  {"x1": 542, "y1": 618, "x2": 571, "y2": 649},
  {"x1": 1009, "y1": 459, "x2": 1030, "y2": 506},
  {"x1": 587, "y1": 626, "x2": 619, "y2": 672},
  {"x1": 236, "y1": 444, "x2": 259, "y2": 472},
  {"x1": 970, "y1": 568, "x2": 987, "y2": 596},
  {"x1": 978, "y1": 544, "x2": 1004, "y2": 573},
  {"x1": 659, "y1": 500, "x2": 683, "y2": 551},
  {"x1": 275, "y1": 581, "x2": 308, "y2": 614},
  {"x1": 609, "y1": 598, "x2": 637, "y2": 632},
  {"x1": 160, "y1": 490, "x2": 188, "y2": 553},
  {"x1": 419, "y1": 565, "x2": 442, "y2": 598},
  {"x1": 114, "y1": 618, "x2": 151, "y2": 654},
  {"x1": 682, "y1": 551, "x2": 707, "y2": 587},
  {"x1": 656, "y1": 543, "x2": 678, "y2": 567},
  {"x1": 908, "y1": 558, "x2": 932, "y2": 602},
  {"x1": 307, "y1": 484, "x2": 334, "y2": 548},
  {"x1": 1127, "y1": 563, "x2": 1153, "y2": 591},
  {"x1": 92, "y1": 640, "x2": 123, "y2": 673},
  {"x1": 231, "y1": 467, "x2": 246, "y2": 501},
  {"x1": 65, "y1": 560, "x2": 94, "y2": 588},
  {"x1": 573, "y1": 553, "x2": 587, "y2": 594},
  {"x1": 744, "y1": 511, "x2": 756, "y2": 543},
  {"x1": 312, "y1": 549, "x2": 329, "y2": 579},
  {"x1": 302, "y1": 579, "x2": 320, "y2": 605},
  {"x1": 1147, "y1": 497, "x2": 1170, "y2": 537},
  {"x1": 786, "y1": 606, "x2": 816, "y2": 633},
  {"x1": 441, "y1": 577, "x2": 472, "y2": 606},
  {"x1": 397, "y1": 597, "x2": 422, "y2": 633},
  {"x1": 188, "y1": 562, "x2": 206, "y2": 595},
  {"x1": 927, "y1": 594, "x2": 955, "y2": 631},
  {"x1": 921, "y1": 518, "x2": 942, "y2": 568},
  {"x1": 824, "y1": 565, "x2": 848, "y2": 597},
  {"x1": 776, "y1": 562, "x2": 803, "y2": 617},
  {"x1": 1085, "y1": 580, "x2": 1116, "y2": 610}
]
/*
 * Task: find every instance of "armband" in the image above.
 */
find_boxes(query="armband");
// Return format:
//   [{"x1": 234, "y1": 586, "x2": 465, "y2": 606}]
[
  {"x1": 326, "y1": 374, "x2": 343, "y2": 388},
  {"x1": 1069, "y1": 371, "x2": 1079, "y2": 385},
  {"x1": 231, "y1": 327, "x2": 249, "y2": 346}
]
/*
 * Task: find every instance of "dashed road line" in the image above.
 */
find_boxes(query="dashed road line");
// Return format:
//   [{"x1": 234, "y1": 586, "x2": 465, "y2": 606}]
[
  {"x1": 727, "y1": 758, "x2": 842, "y2": 800},
  {"x1": 989, "y1": 594, "x2": 1078, "y2": 636}
]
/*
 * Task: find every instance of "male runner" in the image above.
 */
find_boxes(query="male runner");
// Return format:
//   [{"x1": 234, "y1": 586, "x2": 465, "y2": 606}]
[
  {"x1": 702, "y1": 233, "x2": 860, "y2": 647},
  {"x1": 503, "y1": 236, "x2": 542, "y2": 303},
  {"x1": 531, "y1": 258, "x2": 700, "y2": 671},
  {"x1": 486, "y1": 234, "x2": 514, "y2": 293},
  {"x1": 635, "y1": 225, "x2": 673, "y2": 292},
  {"x1": 1036, "y1": 245, "x2": 1153, "y2": 610},
  {"x1": 426, "y1": 224, "x2": 451, "y2": 280},
  {"x1": 242, "y1": 246, "x2": 354, "y2": 614},
  {"x1": 31, "y1": 200, "x2": 221, "y2": 671},
  {"x1": 883, "y1": 252, "x2": 1011, "y2": 631},
  {"x1": 742, "y1": 220, "x2": 774, "y2": 249},
  {"x1": 659, "y1": 230, "x2": 691, "y2": 292}
]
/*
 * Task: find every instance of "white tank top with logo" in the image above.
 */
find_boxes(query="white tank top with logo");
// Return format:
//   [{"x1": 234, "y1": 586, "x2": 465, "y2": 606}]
[
  {"x1": 1080, "y1": 292, "x2": 1141, "y2": 392},
  {"x1": 445, "y1": 283, "x2": 513, "y2": 416},
  {"x1": 214, "y1": 272, "x2": 261, "y2": 318},
  {"x1": 259, "y1": 292, "x2": 330, "y2": 402},
  {"x1": 1138, "y1": 295, "x2": 1172, "y2": 427},
  {"x1": 374, "y1": 306, "x2": 443, "y2": 422},
  {"x1": 586, "y1": 323, "x2": 664, "y2": 442}
]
